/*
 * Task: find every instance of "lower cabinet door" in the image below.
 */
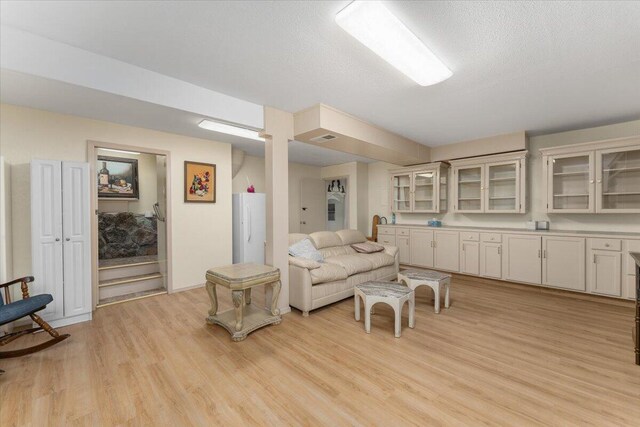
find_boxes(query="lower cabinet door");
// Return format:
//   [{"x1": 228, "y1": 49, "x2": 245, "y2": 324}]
[
  {"x1": 460, "y1": 241, "x2": 480, "y2": 275},
  {"x1": 542, "y1": 236, "x2": 585, "y2": 291},
  {"x1": 504, "y1": 234, "x2": 542, "y2": 284},
  {"x1": 410, "y1": 229, "x2": 434, "y2": 267},
  {"x1": 589, "y1": 250, "x2": 621, "y2": 296},
  {"x1": 397, "y1": 235, "x2": 410, "y2": 265},
  {"x1": 480, "y1": 242, "x2": 502, "y2": 279},
  {"x1": 434, "y1": 231, "x2": 460, "y2": 272}
]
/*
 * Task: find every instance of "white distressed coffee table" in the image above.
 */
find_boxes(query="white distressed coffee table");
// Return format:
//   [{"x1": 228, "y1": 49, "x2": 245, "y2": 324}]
[
  {"x1": 398, "y1": 269, "x2": 451, "y2": 314},
  {"x1": 354, "y1": 281, "x2": 415, "y2": 338},
  {"x1": 205, "y1": 263, "x2": 281, "y2": 341}
]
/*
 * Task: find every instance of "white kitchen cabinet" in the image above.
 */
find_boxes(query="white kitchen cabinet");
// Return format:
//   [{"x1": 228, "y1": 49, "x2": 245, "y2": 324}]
[
  {"x1": 588, "y1": 249, "x2": 622, "y2": 297},
  {"x1": 390, "y1": 163, "x2": 449, "y2": 213},
  {"x1": 542, "y1": 236, "x2": 585, "y2": 291},
  {"x1": 397, "y1": 234, "x2": 411, "y2": 265},
  {"x1": 434, "y1": 230, "x2": 459, "y2": 272},
  {"x1": 450, "y1": 151, "x2": 527, "y2": 214},
  {"x1": 460, "y1": 240, "x2": 480, "y2": 276},
  {"x1": 480, "y1": 242, "x2": 502, "y2": 279},
  {"x1": 503, "y1": 234, "x2": 541, "y2": 284},
  {"x1": 541, "y1": 136, "x2": 640, "y2": 213},
  {"x1": 31, "y1": 160, "x2": 92, "y2": 326},
  {"x1": 409, "y1": 229, "x2": 433, "y2": 268}
]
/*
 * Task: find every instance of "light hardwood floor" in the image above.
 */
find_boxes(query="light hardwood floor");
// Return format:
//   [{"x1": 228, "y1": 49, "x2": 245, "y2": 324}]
[{"x1": 1, "y1": 275, "x2": 639, "y2": 426}]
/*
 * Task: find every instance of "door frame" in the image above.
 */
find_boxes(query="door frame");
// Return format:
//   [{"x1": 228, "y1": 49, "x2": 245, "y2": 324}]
[{"x1": 87, "y1": 140, "x2": 173, "y2": 309}]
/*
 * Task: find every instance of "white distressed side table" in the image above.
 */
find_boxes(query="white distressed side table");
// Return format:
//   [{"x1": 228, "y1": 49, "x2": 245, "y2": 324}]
[
  {"x1": 354, "y1": 281, "x2": 415, "y2": 338},
  {"x1": 398, "y1": 269, "x2": 451, "y2": 314},
  {"x1": 205, "y1": 263, "x2": 281, "y2": 342}
]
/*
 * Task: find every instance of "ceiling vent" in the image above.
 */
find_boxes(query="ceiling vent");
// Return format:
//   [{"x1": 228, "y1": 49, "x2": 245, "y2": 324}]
[{"x1": 310, "y1": 133, "x2": 338, "y2": 143}]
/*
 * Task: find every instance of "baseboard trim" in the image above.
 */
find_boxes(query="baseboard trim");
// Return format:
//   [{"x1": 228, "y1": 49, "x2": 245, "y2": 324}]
[
  {"x1": 170, "y1": 282, "x2": 205, "y2": 293},
  {"x1": 47, "y1": 313, "x2": 93, "y2": 329}
]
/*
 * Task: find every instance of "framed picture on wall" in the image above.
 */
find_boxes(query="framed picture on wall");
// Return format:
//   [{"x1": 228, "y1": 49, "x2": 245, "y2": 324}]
[
  {"x1": 97, "y1": 155, "x2": 139, "y2": 199},
  {"x1": 184, "y1": 161, "x2": 216, "y2": 203}
]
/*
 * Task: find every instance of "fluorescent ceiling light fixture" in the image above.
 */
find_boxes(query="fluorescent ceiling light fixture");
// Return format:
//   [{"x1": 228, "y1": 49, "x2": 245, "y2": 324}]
[
  {"x1": 198, "y1": 119, "x2": 264, "y2": 141},
  {"x1": 99, "y1": 148, "x2": 141, "y2": 155},
  {"x1": 336, "y1": 1, "x2": 452, "y2": 86}
]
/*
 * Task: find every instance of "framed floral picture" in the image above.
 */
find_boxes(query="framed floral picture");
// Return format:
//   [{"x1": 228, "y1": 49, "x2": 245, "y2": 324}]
[{"x1": 184, "y1": 161, "x2": 216, "y2": 203}]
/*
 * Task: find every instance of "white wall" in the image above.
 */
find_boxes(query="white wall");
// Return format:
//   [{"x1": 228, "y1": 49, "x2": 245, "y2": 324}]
[
  {"x1": 0, "y1": 104, "x2": 233, "y2": 291},
  {"x1": 0, "y1": 157, "x2": 12, "y2": 284},
  {"x1": 97, "y1": 150, "x2": 158, "y2": 215},
  {"x1": 231, "y1": 154, "x2": 322, "y2": 233},
  {"x1": 368, "y1": 120, "x2": 640, "y2": 233}
]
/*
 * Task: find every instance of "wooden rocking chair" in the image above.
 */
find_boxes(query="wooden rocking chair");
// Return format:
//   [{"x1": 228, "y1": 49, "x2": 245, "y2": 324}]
[{"x1": 0, "y1": 276, "x2": 70, "y2": 360}]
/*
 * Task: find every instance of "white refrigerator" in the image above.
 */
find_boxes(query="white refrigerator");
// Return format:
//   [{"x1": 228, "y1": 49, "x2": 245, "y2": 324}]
[{"x1": 232, "y1": 193, "x2": 266, "y2": 264}]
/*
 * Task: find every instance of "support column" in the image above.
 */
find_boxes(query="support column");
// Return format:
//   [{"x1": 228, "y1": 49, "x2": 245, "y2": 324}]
[{"x1": 262, "y1": 107, "x2": 293, "y2": 314}]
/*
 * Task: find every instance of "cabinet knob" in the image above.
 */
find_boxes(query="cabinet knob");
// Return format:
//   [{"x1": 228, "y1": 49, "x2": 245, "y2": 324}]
[
  {"x1": 55, "y1": 238, "x2": 60, "y2": 242},
  {"x1": 604, "y1": 243, "x2": 609, "y2": 247},
  {"x1": 66, "y1": 238, "x2": 71, "y2": 242}
]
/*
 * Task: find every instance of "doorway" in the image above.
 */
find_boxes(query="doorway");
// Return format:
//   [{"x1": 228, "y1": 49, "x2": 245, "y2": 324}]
[
  {"x1": 88, "y1": 141, "x2": 171, "y2": 308},
  {"x1": 325, "y1": 178, "x2": 348, "y2": 231}
]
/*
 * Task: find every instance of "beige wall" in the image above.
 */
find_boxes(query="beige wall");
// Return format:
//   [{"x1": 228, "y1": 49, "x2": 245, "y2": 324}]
[
  {"x1": 231, "y1": 154, "x2": 322, "y2": 233},
  {"x1": 97, "y1": 150, "x2": 159, "y2": 215},
  {"x1": 368, "y1": 120, "x2": 640, "y2": 233},
  {"x1": 0, "y1": 104, "x2": 233, "y2": 291}
]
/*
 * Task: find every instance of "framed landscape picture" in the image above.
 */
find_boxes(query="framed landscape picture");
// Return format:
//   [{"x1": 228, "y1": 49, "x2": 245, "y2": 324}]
[
  {"x1": 184, "y1": 161, "x2": 216, "y2": 203},
  {"x1": 97, "y1": 155, "x2": 139, "y2": 199}
]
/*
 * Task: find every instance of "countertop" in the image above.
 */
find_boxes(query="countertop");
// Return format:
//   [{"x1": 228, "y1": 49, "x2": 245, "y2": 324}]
[{"x1": 377, "y1": 223, "x2": 640, "y2": 238}]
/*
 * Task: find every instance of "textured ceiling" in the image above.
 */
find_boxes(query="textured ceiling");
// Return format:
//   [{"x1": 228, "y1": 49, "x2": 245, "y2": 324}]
[{"x1": 1, "y1": 1, "x2": 640, "y2": 146}]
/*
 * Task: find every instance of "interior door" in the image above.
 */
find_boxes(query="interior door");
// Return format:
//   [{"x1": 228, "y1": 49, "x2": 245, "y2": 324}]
[
  {"x1": 31, "y1": 160, "x2": 64, "y2": 320},
  {"x1": 62, "y1": 162, "x2": 91, "y2": 317},
  {"x1": 300, "y1": 178, "x2": 326, "y2": 234},
  {"x1": 155, "y1": 155, "x2": 168, "y2": 289}
]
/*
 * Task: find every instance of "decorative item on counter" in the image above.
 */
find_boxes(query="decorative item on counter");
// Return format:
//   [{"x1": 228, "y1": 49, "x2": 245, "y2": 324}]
[
  {"x1": 246, "y1": 176, "x2": 255, "y2": 193},
  {"x1": 535, "y1": 221, "x2": 550, "y2": 230},
  {"x1": 427, "y1": 218, "x2": 442, "y2": 227},
  {"x1": 526, "y1": 221, "x2": 536, "y2": 230},
  {"x1": 391, "y1": 212, "x2": 396, "y2": 224},
  {"x1": 379, "y1": 216, "x2": 387, "y2": 224}
]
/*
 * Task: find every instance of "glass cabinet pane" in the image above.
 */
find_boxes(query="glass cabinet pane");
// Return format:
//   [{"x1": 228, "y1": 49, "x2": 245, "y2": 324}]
[
  {"x1": 487, "y1": 163, "x2": 517, "y2": 211},
  {"x1": 392, "y1": 174, "x2": 411, "y2": 211},
  {"x1": 457, "y1": 167, "x2": 482, "y2": 211},
  {"x1": 551, "y1": 155, "x2": 590, "y2": 210},
  {"x1": 439, "y1": 170, "x2": 448, "y2": 212},
  {"x1": 601, "y1": 148, "x2": 640, "y2": 210},
  {"x1": 413, "y1": 171, "x2": 434, "y2": 211}
]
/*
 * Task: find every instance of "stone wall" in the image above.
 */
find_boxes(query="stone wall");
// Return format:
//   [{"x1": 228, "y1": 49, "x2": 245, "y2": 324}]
[{"x1": 98, "y1": 212, "x2": 157, "y2": 259}]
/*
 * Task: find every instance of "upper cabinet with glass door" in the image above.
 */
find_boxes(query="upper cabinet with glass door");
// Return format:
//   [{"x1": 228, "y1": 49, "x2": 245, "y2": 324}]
[
  {"x1": 541, "y1": 136, "x2": 640, "y2": 214},
  {"x1": 390, "y1": 163, "x2": 449, "y2": 213},
  {"x1": 450, "y1": 151, "x2": 527, "y2": 214}
]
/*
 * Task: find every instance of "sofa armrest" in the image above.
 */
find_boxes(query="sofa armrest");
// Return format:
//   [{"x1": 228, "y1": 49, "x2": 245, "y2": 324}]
[
  {"x1": 289, "y1": 256, "x2": 321, "y2": 270},
  {"x1": 382, "y1": 245, "x2": 398, "y2": 258},
  {"x1": 289, "y1": 264, "x2": 314, "y2": 314}
]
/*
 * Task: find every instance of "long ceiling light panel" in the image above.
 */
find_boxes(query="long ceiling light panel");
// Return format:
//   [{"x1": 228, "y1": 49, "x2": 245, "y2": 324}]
[
  {"x1": 336, "y1": 1, "x2": 452, "y2": 86},
  {"x1": 198, "y1": 119, "x2": 264, "y2": 141}
]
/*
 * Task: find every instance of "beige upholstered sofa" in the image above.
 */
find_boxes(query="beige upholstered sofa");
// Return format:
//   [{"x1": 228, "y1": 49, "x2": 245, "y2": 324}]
[{"x1": 289, "y1": 229, "x2": 399, "y2": 316}]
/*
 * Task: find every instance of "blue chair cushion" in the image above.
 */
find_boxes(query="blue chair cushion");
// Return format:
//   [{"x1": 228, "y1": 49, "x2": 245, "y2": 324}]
[{"x1": 0, "y1": 294, "x2": 53, "y2": 326}]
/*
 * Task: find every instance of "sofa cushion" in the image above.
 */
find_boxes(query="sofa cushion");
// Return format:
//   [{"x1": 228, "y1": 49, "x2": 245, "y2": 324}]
[
  {"x1": 325, "y1": 255, "x2": 374, "y2": 276},
  {"x1": 351, "y1": 241, "x2": 385, "y2": 254},
  {"x1": 318, "y1": 245, "x2": 356, "y2": 259},
  {"x1": 289, "y1": 233, "x2": 309, "y2": 247},
  {"x1": 336, "y1": 229, "x2": 367, "y2": 245},
  {"x1": 289, "y1": 256, "x2": 321, "y2": 270},
  {"x1": 309, "y1": 263, "x2": 349, "y2": 285},
  {"x1": 356, "y1": 252, "x2": 396, "y2": 269},
  {"x1": 309, "y1": 231, "x2": 342, "y2": 249},
  {"x1": 288, "y1": 238, "x2": 324, "y2": 263}
]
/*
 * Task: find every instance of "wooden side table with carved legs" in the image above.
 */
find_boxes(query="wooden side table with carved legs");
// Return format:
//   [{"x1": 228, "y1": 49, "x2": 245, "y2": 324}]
[{"x1": 205, "y1": 263, "x2": 282, "y2": 342}]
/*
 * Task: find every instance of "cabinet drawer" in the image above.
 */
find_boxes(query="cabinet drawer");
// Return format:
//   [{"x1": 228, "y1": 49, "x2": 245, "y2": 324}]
[
  {"x1": 378, "y1": 236, "x2": 396, "y2": 246},
  {"x1": 590, "y1": 238, "x2": 621, "y2": 251},
  {"x1": 481, "y1": 233, "x2": 502, "y2": 243},
  {"x1": 396, "y1": 228, "x2": 411, "y2": 236},
  {"x1": 378, "y1": 227, "x2": 395, "y2": 236},
  {"x1": 460, "y1": 232, "x2": 479, "y2": 241}
]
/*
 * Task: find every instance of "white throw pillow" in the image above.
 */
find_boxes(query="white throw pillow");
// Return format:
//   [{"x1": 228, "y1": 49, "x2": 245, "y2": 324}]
[{"x1": 288, "y1": 238, "x2": 324, "y2": 263}]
